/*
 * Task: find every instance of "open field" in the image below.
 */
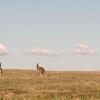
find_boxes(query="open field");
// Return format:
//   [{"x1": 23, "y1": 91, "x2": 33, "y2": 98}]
[{"x1": 0, "y1": 70, "x2": 100, "y2": 100}]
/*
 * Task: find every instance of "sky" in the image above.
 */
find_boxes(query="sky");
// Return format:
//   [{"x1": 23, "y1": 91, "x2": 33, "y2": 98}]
[{"x1": 0, "y1": 0, "x2": 100, "y2": 70}]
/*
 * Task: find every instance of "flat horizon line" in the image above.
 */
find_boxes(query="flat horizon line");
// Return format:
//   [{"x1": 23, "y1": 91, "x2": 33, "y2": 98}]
[{"x1": 2, "y1": 68, "x2": 100, "y2": 72}]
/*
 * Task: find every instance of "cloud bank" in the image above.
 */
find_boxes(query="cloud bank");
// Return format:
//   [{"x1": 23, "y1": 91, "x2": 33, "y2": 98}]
[
  {"x1": 73, "y1": 44, "x2": 96, "y2": 55},
  {"x1": 0, "y1": 44, "x2": 8, "y2": 55},
  {"x1": 24, "y1": 48, "x2": 55, "y2": 56}
]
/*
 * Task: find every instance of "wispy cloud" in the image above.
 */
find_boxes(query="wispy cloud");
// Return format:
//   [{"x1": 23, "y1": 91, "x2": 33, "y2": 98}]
[
  {"x1": 23, "y1": 48, "x2": 56, "y2": 56},
  {"x1": 0, "y1": 44, "x2": 8, "y2": 55},
  {"x1": 23, "y1": 44, "x2": 96, "y2": 56},
  {"x1": 72, "y1": 44, "x2": 96, "y2": 55}
]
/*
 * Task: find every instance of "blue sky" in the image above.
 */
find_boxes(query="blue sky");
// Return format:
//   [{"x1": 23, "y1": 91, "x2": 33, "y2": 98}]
[{"x1": 0, "y1": 0, "x2": 100, "y2": 70}]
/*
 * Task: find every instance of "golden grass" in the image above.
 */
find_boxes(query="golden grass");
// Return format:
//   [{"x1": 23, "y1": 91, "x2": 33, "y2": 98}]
[{"x1": 0, "y1": 69, "x2": 100, "y2": 100}]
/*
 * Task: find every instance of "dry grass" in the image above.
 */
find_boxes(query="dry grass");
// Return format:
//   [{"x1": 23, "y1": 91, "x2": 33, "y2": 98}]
[{"x1": 0, "y1": 69, "x2": 100, "y2": 100}]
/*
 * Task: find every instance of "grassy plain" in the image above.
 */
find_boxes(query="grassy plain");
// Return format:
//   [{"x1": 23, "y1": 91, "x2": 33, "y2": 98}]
[{"x1": 0, "y1": 69, "x2": 100, "y2": 100}]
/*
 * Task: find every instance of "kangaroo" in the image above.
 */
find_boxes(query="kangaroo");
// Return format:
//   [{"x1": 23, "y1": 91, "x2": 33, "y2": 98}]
[
  {"x1": 0, "y1": 62, "x2": 2, "y2": 75},
  {"x1": 36, "y1": 63, "x2": 45, "y2": 76}
]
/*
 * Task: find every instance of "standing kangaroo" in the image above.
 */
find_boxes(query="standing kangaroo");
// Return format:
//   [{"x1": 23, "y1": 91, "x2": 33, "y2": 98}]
[
  {"x1": 36, "y1": 64, "x2": 45, "y2": 76},
  {"x1": 0, "y1": 62, "x2": 2, "y2": 75}
]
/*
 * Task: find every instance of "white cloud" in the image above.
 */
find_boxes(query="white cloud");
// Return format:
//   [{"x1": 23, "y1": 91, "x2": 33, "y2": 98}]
[
  {"x1": 0, "y1": 44, "x2": 8, "y2": 55},
  {"x1": 24, "y1": 48, "x2": 55, "y2": 56},
  {"x1": 73, "y1": 44, "x2": 96, "y2": 55}
]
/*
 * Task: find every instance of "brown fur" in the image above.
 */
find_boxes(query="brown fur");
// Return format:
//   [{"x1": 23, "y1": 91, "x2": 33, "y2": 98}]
[
  {"x1": 0, "y1": 62, "x2": 2, "y2": 75},
  {"x1": 36, "y1": 64, "x2": 45, "y2": 76}
]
